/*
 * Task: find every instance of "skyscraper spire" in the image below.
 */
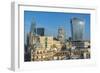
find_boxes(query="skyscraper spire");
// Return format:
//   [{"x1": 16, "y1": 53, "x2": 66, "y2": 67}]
[{"x1": 30, "y1": 17, "x2": 36, "y2": 35}]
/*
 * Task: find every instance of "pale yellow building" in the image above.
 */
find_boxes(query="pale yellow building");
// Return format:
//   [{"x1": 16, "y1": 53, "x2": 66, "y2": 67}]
[
  {"x1": 39, "y1": 36, "x2": 53, "y2": 49},
  {"x1": 53, "y1": 40, "x2": 61, "y2": 48}
]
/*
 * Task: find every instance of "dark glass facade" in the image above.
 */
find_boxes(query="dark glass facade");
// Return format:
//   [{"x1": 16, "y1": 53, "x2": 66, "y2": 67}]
[
  {"x1": 71, "y1": 18, "x2": 85, "y2": 41},
  {"x1": 36, "y1": 28, "x2": 44, "y2": 36}
]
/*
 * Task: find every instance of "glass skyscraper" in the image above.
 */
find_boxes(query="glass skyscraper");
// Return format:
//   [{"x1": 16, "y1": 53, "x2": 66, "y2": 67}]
[
  {"x1": 71, "y1": 17, "x2": 85, "y2": 41},
  {"x1": 30, "y1": 18, "x2": 36, "y2": 35},
  {"x1": 36, "y1": 28, "x2": 44, "y2": 36}
]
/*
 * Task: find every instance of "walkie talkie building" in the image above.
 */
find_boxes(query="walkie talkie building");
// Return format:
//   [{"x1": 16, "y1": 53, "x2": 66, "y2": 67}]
[{"x1": 71, "y1": 17, "x2": 85, "y2": 41}]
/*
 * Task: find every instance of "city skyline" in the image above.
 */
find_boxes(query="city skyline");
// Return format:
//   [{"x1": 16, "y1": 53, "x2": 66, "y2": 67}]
[
  {"x1": 24, "y1": 11, "x2": 91, "y2": 61},
  {"x1": 24, "y1": 11, "x2": 90, "y2": 44}
]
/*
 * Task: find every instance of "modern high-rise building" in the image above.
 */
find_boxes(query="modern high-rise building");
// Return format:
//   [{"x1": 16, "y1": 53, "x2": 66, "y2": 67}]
[
  {"x1": 36, "y1": 28, "x2": 45, "y2": 36},
  {"x1": 57, "y1": 27, "x2": 65, "y2": 43},
  {"x1": 30, "y1": 18, "x2": 36, "y2": 35},
  {"x1": 71, "y1": 17, "x2": 85, "y2": 41}
]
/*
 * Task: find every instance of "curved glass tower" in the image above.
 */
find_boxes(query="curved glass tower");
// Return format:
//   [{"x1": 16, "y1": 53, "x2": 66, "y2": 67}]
[{"x1": 71, "y1": 17, "x2": 85, "y2": 41}]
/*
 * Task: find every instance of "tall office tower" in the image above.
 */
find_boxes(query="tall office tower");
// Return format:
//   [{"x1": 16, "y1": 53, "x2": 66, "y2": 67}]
[
  {"x1": 57, "y1": 27, "x2": 65, "y2": 43},
  {"x1": 71, "y1": 17, "x2": 85, "y2": 49},
  {"x1": 36, "y1": 28, "x2": 44, "y2": 36},
  {"x1": 30, "y1": 18, "x2": 36, "y2": 35},
  {"x1": 71, "y1": 17, "x2": 85, "y2": 41}
]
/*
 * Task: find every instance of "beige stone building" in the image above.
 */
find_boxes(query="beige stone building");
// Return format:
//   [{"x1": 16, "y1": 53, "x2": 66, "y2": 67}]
[{"x1": 39, "y1": 36, "x2": 53, "y2": 49}]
